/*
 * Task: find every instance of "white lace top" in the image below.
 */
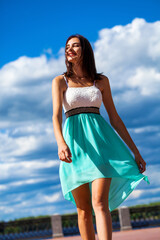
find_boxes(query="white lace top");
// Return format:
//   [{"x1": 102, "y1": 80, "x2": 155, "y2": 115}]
[{"x1": 62, "y1": 75, "x2": 102, "y2": 113}]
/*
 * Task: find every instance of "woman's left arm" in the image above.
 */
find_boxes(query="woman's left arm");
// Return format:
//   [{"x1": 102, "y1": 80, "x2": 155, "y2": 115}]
[{"x1": 101, "y1": 76, "x2": 146, "y2": 173}]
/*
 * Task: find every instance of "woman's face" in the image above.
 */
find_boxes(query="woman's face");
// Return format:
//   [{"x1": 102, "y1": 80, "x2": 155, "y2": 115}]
[{"x1": 65, "y1": 37, "x2": 82, "y2": 64}]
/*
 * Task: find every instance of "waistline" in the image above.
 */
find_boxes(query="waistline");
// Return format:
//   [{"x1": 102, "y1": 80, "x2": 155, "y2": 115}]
[{"x1": 65, "y1": 106, "x2": 100, "y2": 118}]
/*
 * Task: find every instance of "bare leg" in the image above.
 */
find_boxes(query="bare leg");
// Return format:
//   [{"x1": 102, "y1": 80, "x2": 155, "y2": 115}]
[
  {"x1": 71, "y1": 183, "x2": 95, "y2": 240},
  {"x1": 92, "y1": 178, "x2": 112, "y2": 240}
]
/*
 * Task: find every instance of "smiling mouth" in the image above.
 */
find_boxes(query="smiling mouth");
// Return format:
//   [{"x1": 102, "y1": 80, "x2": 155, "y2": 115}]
[
  {"x1": 68, "y1": 55, "x2": 76, "y2": 57},
  {"x1": 68, "y1": 52, "x2": 76, "y2": 56}
]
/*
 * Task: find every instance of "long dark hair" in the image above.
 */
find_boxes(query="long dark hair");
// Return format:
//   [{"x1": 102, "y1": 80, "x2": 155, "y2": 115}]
[{"x1": 63, "y1": 34, "x2": 103, "y2": 82}]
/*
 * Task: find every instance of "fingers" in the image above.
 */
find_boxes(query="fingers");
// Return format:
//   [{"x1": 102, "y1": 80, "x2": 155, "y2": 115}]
[
  {"x1": 138, "y1": 161, "x2": 146, "y2": 173},
  {"x1": 64, "y1": 149, "x2": 72, "y2": 163},
  {"x1": 135, "y1": 154, "x2": 147, "y2": 174},
  {"x1": 59, "y1": 149, "x2": 72, "y2": 163}
]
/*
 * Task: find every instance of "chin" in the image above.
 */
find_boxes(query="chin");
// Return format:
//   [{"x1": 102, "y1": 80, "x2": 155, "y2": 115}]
[
  {"x1": 67, "y1": 59, "x2": 77, "y2": 64},
  {"x1": 67, "y1": 58, "x2": 73, "y2": 62}
]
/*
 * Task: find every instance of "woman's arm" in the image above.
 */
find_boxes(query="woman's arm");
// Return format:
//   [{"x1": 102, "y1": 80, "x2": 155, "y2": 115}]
[
  {"x1": 52, "y1": 75, "x2": 72, "y2": 163},
  {"x1": 101, "y1": 76, "x2": 146, "y2": 173},
  {"x1": 52, "y1": 75, "x2": 66, "y2": 146}
]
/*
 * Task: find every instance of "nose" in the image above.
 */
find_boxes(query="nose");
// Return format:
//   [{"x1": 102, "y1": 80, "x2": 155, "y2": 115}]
[{"x1": 66, "y1": 45, "x2": 74, "y2": 52}]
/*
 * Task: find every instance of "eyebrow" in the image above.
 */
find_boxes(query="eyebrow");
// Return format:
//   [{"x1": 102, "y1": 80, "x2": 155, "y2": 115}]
[{"x1": 66, "y1": 42, "x2": 80, "y2": 46}]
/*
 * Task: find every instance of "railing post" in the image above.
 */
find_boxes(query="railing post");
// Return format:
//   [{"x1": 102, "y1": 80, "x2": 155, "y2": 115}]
[
  {"x1": 51, "y1": 214, "x2": 64, "y2": 238},
  {"x1": 118, "y1": 206, "x2": 132, "y2": 231}
]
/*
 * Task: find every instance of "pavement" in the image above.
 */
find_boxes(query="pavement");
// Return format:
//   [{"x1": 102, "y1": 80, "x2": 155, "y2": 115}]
[{"x1": 49, "y1": 227, "x2": 160, "y2": 240}]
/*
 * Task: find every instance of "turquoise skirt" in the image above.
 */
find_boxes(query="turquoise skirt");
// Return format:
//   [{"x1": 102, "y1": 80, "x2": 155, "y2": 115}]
[{"x1": 59, "y1": 112, "x2": 150, "y2": 215}]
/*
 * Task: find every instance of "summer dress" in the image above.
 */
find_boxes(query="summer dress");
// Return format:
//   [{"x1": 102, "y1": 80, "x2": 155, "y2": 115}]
[{"x1": 59, "y1": 75, "x2": 150, "y2": 215}]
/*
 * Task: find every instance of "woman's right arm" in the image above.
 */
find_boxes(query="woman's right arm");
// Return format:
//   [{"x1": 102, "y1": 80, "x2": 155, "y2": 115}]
[{"x1": 52, "y1": 75, "x2": 72, "y2": 163}]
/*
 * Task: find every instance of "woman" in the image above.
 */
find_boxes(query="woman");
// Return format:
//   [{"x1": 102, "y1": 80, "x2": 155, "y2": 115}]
[{"x1": 52, "y1": 34, "x2": 150, "y2": 240}]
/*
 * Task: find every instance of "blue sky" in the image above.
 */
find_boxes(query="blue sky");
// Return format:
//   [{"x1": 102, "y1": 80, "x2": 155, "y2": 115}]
[
  {"x1": 0, "y1": 0, "x2": 160, "y2": 67},
  {"x1": 0, "y1": 0, "x2": 160, "y2": 221}
]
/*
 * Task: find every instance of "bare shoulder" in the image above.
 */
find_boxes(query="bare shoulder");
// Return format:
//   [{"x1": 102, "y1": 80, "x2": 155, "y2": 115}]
[
  {"x1": 52, "y1": 74, "x2": 67, "y2": 91},
  {"x1": 95, "y1": 74, "x2": 110, "y2": 92}
]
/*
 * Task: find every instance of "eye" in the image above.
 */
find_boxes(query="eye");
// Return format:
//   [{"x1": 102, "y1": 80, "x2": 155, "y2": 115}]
[
  {"x1": 74, "y1": 44, "x2": 80, "y2": 47},
  {"x1": 65, "y1": 43, "x2": 81, "y2": 51}
]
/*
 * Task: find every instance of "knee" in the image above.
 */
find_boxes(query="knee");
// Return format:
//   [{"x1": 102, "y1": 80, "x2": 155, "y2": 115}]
[
  {"x1": 77, "y1": 203, "x2": 92, "y2": 219},
  {"x1": 92, "y1": 196, "x2": 109, "y2": 212}
]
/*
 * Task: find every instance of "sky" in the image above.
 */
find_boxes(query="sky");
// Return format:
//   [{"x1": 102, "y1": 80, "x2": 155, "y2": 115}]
[{"x1": 0, "y1": 0, "x2": 160, "y2": 221}]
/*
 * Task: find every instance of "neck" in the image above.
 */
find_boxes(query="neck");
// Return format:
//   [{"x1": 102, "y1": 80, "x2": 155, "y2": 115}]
[{"x1": 72, "y1": 64, "x2": 87, "y2": 78}]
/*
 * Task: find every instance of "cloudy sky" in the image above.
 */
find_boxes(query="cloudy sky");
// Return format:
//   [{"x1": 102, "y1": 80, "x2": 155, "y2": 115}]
[{"x1": 0, "y1": 0, "x2": 160, "y2": 221}]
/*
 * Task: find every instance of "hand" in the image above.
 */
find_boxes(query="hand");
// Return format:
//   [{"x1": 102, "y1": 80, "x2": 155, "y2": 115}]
[
  {"x1": 134, "y1": 152, "x2": 146, "y2": 173},
  {"x1": 58, "y1": 142, "x2": 72, "y2": 163}
]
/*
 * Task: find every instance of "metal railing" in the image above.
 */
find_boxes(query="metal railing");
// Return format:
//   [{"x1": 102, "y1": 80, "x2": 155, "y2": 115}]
[{"x1": 0, "y1": 205, "x2": 160, "y2": 239}]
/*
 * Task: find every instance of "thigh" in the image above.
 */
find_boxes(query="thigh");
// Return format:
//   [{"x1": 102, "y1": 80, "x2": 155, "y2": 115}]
[
  {"x1": 92, "y1": 178, "x2": 112, "y2": 209},
  {"x1": 71, "y1": 183, "x2": 92, "y2": 211}
]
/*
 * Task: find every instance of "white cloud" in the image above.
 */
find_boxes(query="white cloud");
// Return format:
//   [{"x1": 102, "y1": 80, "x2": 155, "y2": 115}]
[
  {"x1": 94, "y1": 18, "x2": 160, "y2": 99},
  {"x1": 0, "y1": 54, "x2": 65, "y2": 87},
  {"x1": 43, "y1": 192, "x2": 62, "y2": 203},
  {"x1": 0, "y1": 159, "x2": 59, "y2": 180},
  {"x1": 145, "y1": 164, "x2": 160, "y2": 187},
  {"x1": 127, "y1": 67, "x2": 160, "y2": 96},
  {"x1": 0, "y1": 122, "x2": 57, "y2": 161},
  {"x1": 0, "y1": 53, "x2": 65, "y2": 129},
  {"x1": 0, "y1": 191, "x2": 62, "y2": 219},
  {"x1": 129, "y1": 126, "x2": 160, "y2": 134},
  {"x1": 43, "y1": 48, "x2": 53, "y2": 55},
  {"x1": 131, "y1": 189, "x2": 143, "y2": 198},
  {"x1": 0, "y1": 18, "x2": 160, "y2": 221},
  {"x1": 0, "y1": 185, "x2": 7, "y2": 190},
  {"x1": 128, "y1": 187, "x2": 160, "y2": 200}
]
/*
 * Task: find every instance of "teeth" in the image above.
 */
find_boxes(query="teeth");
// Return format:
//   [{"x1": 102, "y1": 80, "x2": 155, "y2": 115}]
[{"x1": 68, "y1": 53, "x2": 75, "y2": 56}]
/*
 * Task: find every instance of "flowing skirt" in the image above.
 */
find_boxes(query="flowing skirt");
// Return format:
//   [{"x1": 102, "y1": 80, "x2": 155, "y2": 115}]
[{"x1": 59, "y1": 112, "x2": 150, "y2": 215}]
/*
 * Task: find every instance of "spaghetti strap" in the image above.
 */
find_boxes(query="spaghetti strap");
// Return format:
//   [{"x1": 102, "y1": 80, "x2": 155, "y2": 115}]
[{"x1": 63, "y1": 74, "x2": 68, "y2": 87}]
